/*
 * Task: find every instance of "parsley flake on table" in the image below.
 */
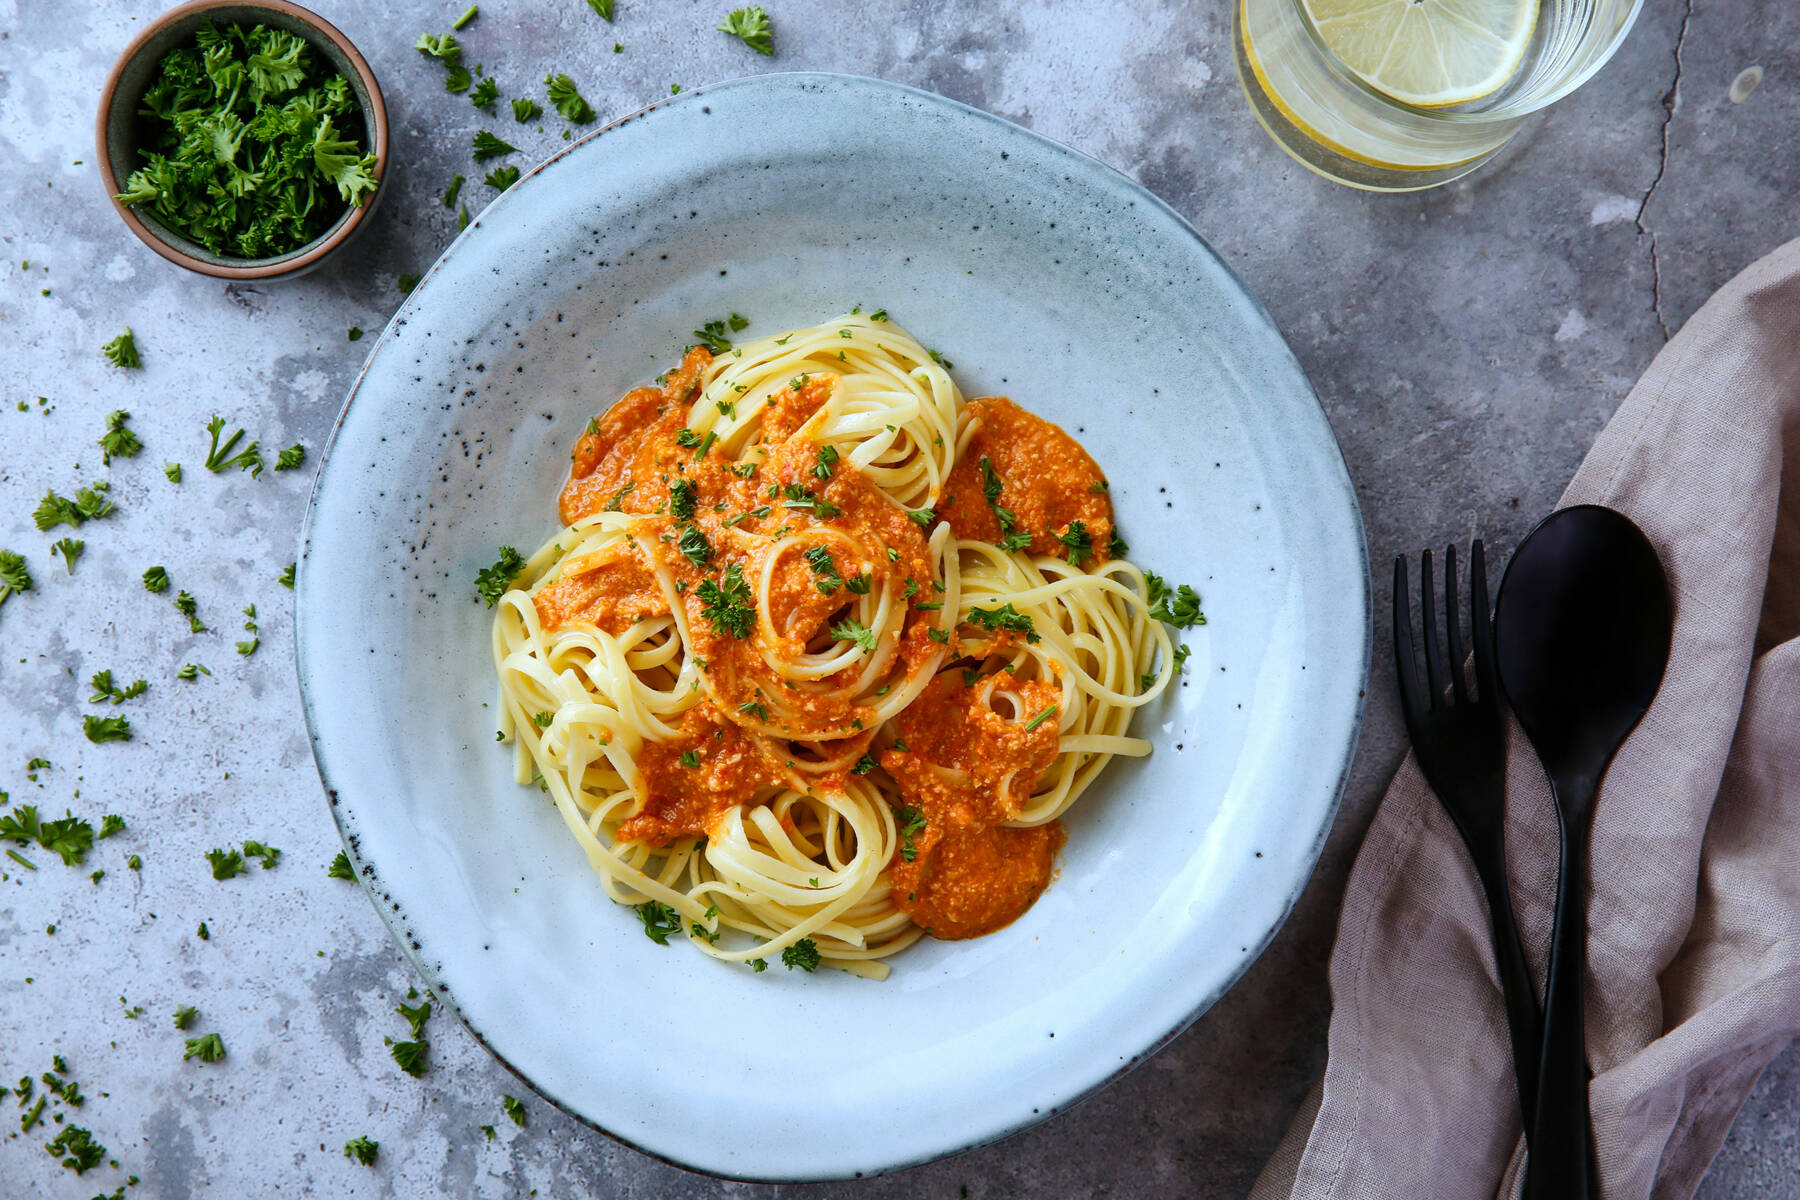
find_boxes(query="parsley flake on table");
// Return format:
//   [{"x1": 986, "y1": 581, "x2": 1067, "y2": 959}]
[
  {"x1": 511, "y1": 96, "x2": 541, "y2": 123},
  {"x1": 634, "y1": 900, "x2": 682, "y2": 945},
  {"x1": 279, "y1": 562, "x2": 296, "y2": 588},
  {"x1": 197, "y1": 921, "x2": 210, "y2": 939},
  {"x1": 1145, "y1": 572, "x2": 1206, "y2": 628},
  {"x1": 414, "y1": 32, "x2": 461, "y2": 63},
  {"x1": 1, "y1": 805, "x2": 96, "y2": 866},
  {"x1": 1, "y1": 550, "x2": 33, "y2": 611},
  {"x1": 116, "y1": 25, "x2": 378, "y2": 257},
  {"x1": 176, "y1": 662, "x2": 209, "y2": 681},
  {"x1": 781, "y1": 937, "x2": 820, "y2": 972},
  {"x1": 586, "y1": 0, "x2": 615, "y2": 19},
  {"x1": 34, "y1": 482, "x2": 114, "y2": 530},
  {"x1": 183, "y1": 1033, "x2": 226, "y2": 1063},
  {"x1": 471, "y1": 129, "x2": 518, "y2": 161},
  {"x1": 469, "y1": 76, "x2": 500, "y2": 110},
  {"x1": 484, "y1": 164, "x2": 520, "y2": 190},
  {"x1": 397, "y1": 272, "x2": 421, "y2": 294},
  {"x1": 203, "y1": 416, "x2": 262, "y2": 475},
  {"x1": 502, "y1": 1094, "x2": 527, "y2": 1126},
  {"x1": 343, "y1": 1136, "x2": 379, "y2": 1166},
  {"x1": 236, "y1": 636, "x2": 259, "y2": 656},
  {"x1": 50, "y1": 538, "x2": 83, "y2": 574},
  {"x1": 45, "y1": 1123, "x2": 105, "y2": 1174},
  {"x1": 205, "y1": 847, "x2": 246, "y2": 880},
  {"x1": 442, "y1": 173, "x2": 465, "y2": 208},
  {"x1": 164, "y1": 461, "x2": 183, "y2": 482},
  {"x1": 243, "y1": 840, "x2": 280, "y2": 869},
  {"x1": 83, "y1": 715, "x2": 132, "y2": 744},
  {"x1": 99, "y1": 409, "x2": 144, "y2": 465},
  {"x1": 544, "y1": 74, "x2": 596, "y2": 123},
  {"x1": 173, "y1": 1005, "x2": 199, "y2": 1030},
  {"x1": 274, "y1": 443, "x2": 305, "y2": 470},
  {"x1": 718, "y1": 6, "x2": 774, "y2": 55},
  {"x1": 174, "y1": 590, "x2": 206, "y2": 632},
  {"x1": 387, "y1": 1037, "x2": 428, "y2": 1077},
  {"x1": 102, "y1": 328, "x2": 141, "y2": 369},
  {"x1": 143, "y1": 565, "x2": 169, "y2": 592},
  {"x1": 100, "y1": 814, "x2": 126, "y2": 838},
  {"x1": 396, "y1": 999, "x2": 432, "y2": 1038},
  {"x1": 89, "y1": 671, "x2": 148, "y2": 704},
  {"x1": 329, "y1": 850, "x2": 355, "y2": 879},
  {"x1": 475, "y1": 546, "x2": 526, "y2": 606}
]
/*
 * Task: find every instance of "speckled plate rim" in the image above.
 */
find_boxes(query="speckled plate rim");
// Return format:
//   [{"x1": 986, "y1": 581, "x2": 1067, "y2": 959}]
[{"x1": 296, "y1": 71, "x2": 1371, "y2": 1181}]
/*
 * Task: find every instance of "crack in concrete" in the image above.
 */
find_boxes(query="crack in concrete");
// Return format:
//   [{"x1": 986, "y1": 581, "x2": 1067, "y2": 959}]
[{"x1": 1637, "y1": 0, "x2": 1696, "y2": 341}]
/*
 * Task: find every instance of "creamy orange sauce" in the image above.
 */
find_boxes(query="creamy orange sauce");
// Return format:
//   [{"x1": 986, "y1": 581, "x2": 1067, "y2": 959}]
[
  {"x1": 939, "y1": 396, "x2": 1115, "y2": 565},
  {"x1": 544, "y1": 354, "x2": 1095, "y2": 940}
]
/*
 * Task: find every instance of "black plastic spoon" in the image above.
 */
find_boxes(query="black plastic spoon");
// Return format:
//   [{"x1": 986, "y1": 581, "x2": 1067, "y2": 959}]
[{"x1": 1495, "y1": 505, "x2": 1673, "y2": 1200}]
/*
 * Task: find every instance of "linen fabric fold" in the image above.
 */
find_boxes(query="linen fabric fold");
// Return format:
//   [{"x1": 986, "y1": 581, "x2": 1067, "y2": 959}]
[{"x1": 1252, "y1": 237, "x2": 1800, "y2": 1200}]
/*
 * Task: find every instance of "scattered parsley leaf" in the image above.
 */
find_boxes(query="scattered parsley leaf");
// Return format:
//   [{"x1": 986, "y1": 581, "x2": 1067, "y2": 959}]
[
  {"x1": 50, "y1": 538, "x2": 83, "y2": 573},
  {"x1": 781, "y1": 938, "x2": 820, "y2": 972},
  {"x1": 502, "y1": 1094, "x2": 526, "y2": 1126},
  {"x1": 183, "y1": 1033, "x2": 226, "y2": 1063},
  {"x1": 1145, "y1": 573, "x2": 1206, "y2": 628},
  {"x1": 328, "y1": 850, "x2": 355, "y2": 879},
  {"x1": 143, "y1": 565, "x2": 169, "y2": 593},
  {"x1": 1, "y1": 550, "x2": 34, "y2": 609},
  {"x1": 164, "y1": 461, "x2": 183, "y2": 482},
  {"x1": 173, "y1": 1005, "x2": 199, "y2": 1030},
  {"x1": 45, "y1": 1123, "x2": 105, "y2": 1173},
  {"x1": 274, "y1": 443, "x2": 305, "y2": 470},
  {"x1": 387, "y1": 1038, "x2": 428, "y2": 1077},
  {"x1": 82, "y1": 715, "x2": 132, "y2": 743},
  {"x1": 830, "y1": 617, "x2": 877, "y2": 654},
  {"x1": 279, "y1": 562, "x2": 296, "y2": 588},
  {"x1": 398, "y1": 272, "x2": 421, "y2": 294},
  {"x1": 512, "y1": 96, "x2": 541, "y2": 122},
  {"x1": 586, "y1": 0, "x2": 615, "y2": 18},
  {"x1": 484, "y1": 164, "x2": 520, "y2": 190},
  {"x1": 475, "y1": 546, "x2": 526, "y2": 606},
  {"x1": 634, "y1": 900, "x2": 682, "y2": 945},
  {"x1": 443, "y1": 173, "x2": 465, "y2": 208},
  {"x1": 203, "y1": 415, "x2": 262, "y2": 476},
  {"x1": 176, "y1": 662, "x2": 209, "y2": 681},
  {"x1": 471, "y1": 129, "x2": 517, "y2": 160},
  {"x1": 344, "y1": 1136, "x2": 379, "y2": 1165},
  {"x1": 544, "y1": 74, "x2": 595, "y2": 123},
  {"x1": 697, "y1": 563, "x2": 754, "y2": 638},
  {"x1": 453, "y1": 4, "x2": 479, "y2": 28},
  {"x1": 102, "y1": 328, "x2": 141, "y2": 369},
  {"x1": 469, "y1": 76, "x2": 500, "y2": 110},
  {"x1": 99, "y1": 410, "x2": 143, "y2": 464},
  {"x1": 396, "y1": 999, "x2": 432, "y2": 1038},
  {"x1": 1057, "y1": 520, "x2": 1092, "y2": 566},
  {"x1": 243, "y1": 840, "x2": 280, "y2": 869},
  {"x1": 718, "y1": 6, "x2": 774, "y2": 54},
  {"x1": 205, "y1": 847, "x2": 246, "y2": 880}
]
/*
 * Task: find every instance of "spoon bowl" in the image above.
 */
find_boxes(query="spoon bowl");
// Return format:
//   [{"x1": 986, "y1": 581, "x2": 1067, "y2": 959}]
[{"x1": 1496, "y1": 504, "x2": 1673, "y2": 1200}]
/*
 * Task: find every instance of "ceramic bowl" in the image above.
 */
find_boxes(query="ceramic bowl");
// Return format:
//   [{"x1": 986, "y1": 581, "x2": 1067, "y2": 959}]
[
  {"x1": 297, "y1": 73, "x2": 1370, "y2": 1180},
  {"x1": 95, "y1": 0, "x2": 388, "y2": 280}
]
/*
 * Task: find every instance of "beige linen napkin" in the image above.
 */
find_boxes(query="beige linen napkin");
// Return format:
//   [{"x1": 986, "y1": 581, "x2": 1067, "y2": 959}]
[{"x1": 1251, "y1": 237, "x2": 1800, "y2": 1200}]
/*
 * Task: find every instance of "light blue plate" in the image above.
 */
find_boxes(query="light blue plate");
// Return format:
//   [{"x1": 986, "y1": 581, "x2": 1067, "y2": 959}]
[{"x1": 298, "y1": 72, "x2": 1368, "y2": 1181}]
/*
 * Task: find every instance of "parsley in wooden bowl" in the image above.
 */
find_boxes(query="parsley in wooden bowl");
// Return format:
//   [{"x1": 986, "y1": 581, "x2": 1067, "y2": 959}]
[{"x1": 97, "y1": 1, "x2": 388, "y2": 279}]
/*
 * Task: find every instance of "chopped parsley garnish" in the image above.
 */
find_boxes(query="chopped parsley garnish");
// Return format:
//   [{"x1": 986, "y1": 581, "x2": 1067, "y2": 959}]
[
  {"x1": 396, "y1": 999, "x2": 432, "y2": 1038},
  {"x1": 469, "y1": 76, "x2": 500, "y2": 110},
  {"x1": 236, "y1": 636, "x2": 259, "y2": 657},
  {"x1": 779, "y1": 483, "x2": 842, "y2": 520},
  {"x1": 471, "y1": 129, "x2": 518, "y2": 160},
  {"x1": 99, "y1": 409, "x2": 143, "y2": 464},
  {"x1": 329, "y1": 850, "x2": 355, "y2": 880},
  {"x1": 387, "y1": 1038, "x2": 427, "y2": 1076},
  {"x1": 165, "y1": 461, "x2": 183, "y2": 481},
  {"x1": 997, "y1": 532, "x2": 1033, "y2": 553},
  {"x1": 173, "y1": 1004, "x2": 199, "y2": 1030},
  {"x1": 243, "y1": 840, "x2": 280, "y2": 869},
  {"x1": 344, "y1": 1136, "x2": 379, "y2": 1166},
  {"x1": 203, "y1": 416, "x2": 262, "y2": 476},
  {"x1": 1057, "y1": 520, "x2": 1092, "y2": 566},
  {"x1": 677, "y1": 749, "x2": 701, "y2": 768},
  {"x1": 143, "y1": 565, "x2": 169, "y2": 592},
  {"x1": 484, "y1": 164, "x2": 520, "y2": 190},
  {"x1": 117, "y1": 26, "x2": 378, "y2": 257},
  {"x1": 845, "y1": 572, "x2": 872, "y2": 595},
  {"x1": 475, "y1": 546, "x2": 526, "y2": 606},
  {"x1": 812, "y1": 444, "x2": 839, "y2": 480},
  {"x1": 803, "y1": 545, "x2": 841, "y2": 594},
  {"x1": 442, "y1": 173, "x2": 465, "y2": 207},
  {"x1": 1109, "y1": 531, "x2": 1129, "y2": 557},
  {"x1": 738, "y1": 700, "x2": 768, "y2": 721},
  {"x1": 544, "y1": 73, "x2": 596, "y2": 123},
  {"x1": 398, "y1": 273, "x2": 421, "y2": 294},
  {"x1": 454, "y1": 4, "x2": 479, "y2": 28},
  {"x1": 206, "y1": 848, "x2": 246, "y2": 879},
  {"x1": 88, "y1": 670, "x2": 148, "y2": 705},
  {"x1": 414, "y1": 32, "x2": 461, "y2": 63},
  {"x1": 102, "y1": 328, "x2": 141, "y2": 369},
  {"x1": 100, "y1": 814, "x2": 126, "y2": 838},
  {"x1": 677, "y1": 524, "x2": 714, "y2": 568},
  {"x1": 674, "y1": 427, "x2": 702, "y2": 448},
  {"x1": 668, "y1": 478, "x2": 699, "y2": 520},
  {"x1": 781, "y1": 937, "x2": 821, "y2": 972},
  {"x1": 184, "y1": 1033, "x2": 226, "y2": 1064},
  {"x1": 601, "y1": 482, "x2": 637, "y2": 512},
  {"x1": 634, "y1": 900, "x2": 683, "y2": 945},
  {"x1": 587, "y1": 0, "x2": 615, "y2": 18},
  {"x1": 512, "y1": 96, "x2": 542, "y2": 122},
  {"x1": 1145, "y1": 572, "x2": 1206, "y2": 628},
  {"x1": 274, "y1": 443, "x2": 305, "y2": 470},
  {"x1": 893, "y1": 805, "x2": 927, "y2": 862},
  {"x1": 965, "y1": 603, "x2": 1040, "y2": 643},
  {"x1": 82, "y1": 715, "x2": 132, "y2": 743},
  {"x1": 502, "y1": 1095, "x2": 527, "y2": 1126},
  {"x1": 1024, "y1": 704, "x2": 1059, "y2": 731},
  {"x1": 531, "y1": 710, "x2": 553, "y2": 728},
  {"x1": 698, "y1": 563, "x2": 755, "y2": 638},
  {"x1": 51, "y1": 538, "x2": 83, "y2": 573},
  {"x1": 718, "y1": 6, "x2": 774, "y2": 54},
  {"x1": 693, "y1": 315, "x2": 748, "y2": 352},
  {"x1": 913, "y1": 600, "x2": 943, "y2": 610},
  {"x1": 978, "y1": 457, "x2": 1017, "y2": 531},
  {"x1": 906, "y1": 508, "x2": 935, "y2": 527},
  {"x1": 33, "y1": 482, "x2": 114, "y2": 530},
  {"x1": 279, "y1": 562, "x2": 296, "y2": 588},
  {"x1": 830, "y1": 617, "x2": 877, "y2": 654},
  {"x1": 176, "y1": 663, "x2": 209, "y2": 681},
  {"x1": 852, "y1": 753, "x2": 877, "y2": 776}
]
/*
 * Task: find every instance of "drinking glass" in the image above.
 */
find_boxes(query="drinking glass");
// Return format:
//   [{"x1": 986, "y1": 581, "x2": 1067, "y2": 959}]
[{"x1": 1233, "y1": 0, "x2": 1644, "y2": 191}]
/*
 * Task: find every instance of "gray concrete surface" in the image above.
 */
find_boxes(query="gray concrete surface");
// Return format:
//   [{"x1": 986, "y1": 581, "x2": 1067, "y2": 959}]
[{"x1": 2, "y1": 0, "x2": 1795, "y2": 1196}]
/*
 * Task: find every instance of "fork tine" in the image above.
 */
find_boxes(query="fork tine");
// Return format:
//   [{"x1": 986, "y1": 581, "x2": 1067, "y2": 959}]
[
  {"x1": 1444, "y1": 544, "x2": 1468, "y2": 706},
  {"x1": 1392, "y1": 555, "x2": 1423, "y2": 723},
  {"x1": 1419, "y1": 549, "x2": 1445, "y2": 707},
  {"x1": 1471, "y1": 539, "x2": 1496, "y2": 703}
]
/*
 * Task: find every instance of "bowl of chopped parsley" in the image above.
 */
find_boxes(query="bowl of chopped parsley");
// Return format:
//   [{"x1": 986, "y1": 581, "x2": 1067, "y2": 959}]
[{"x1": 97, "y1": 0, "x2": 388, "y2": 279}]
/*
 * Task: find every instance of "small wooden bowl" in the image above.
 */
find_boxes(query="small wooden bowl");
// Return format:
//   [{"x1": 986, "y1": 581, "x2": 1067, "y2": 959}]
[{"x1": 96, "y1": 0, "x2": 389, "y2": 280}]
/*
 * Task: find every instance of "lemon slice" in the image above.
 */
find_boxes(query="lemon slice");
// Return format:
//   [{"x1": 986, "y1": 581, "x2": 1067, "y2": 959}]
[{"x1": 1303, "y1": 0, "x2": 1538, "y2": 107}]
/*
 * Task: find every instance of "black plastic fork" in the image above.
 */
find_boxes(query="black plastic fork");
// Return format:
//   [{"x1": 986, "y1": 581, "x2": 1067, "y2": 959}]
[{"x1": 1394, "y1": 542, "x2": 1541, "y2": 1138}]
